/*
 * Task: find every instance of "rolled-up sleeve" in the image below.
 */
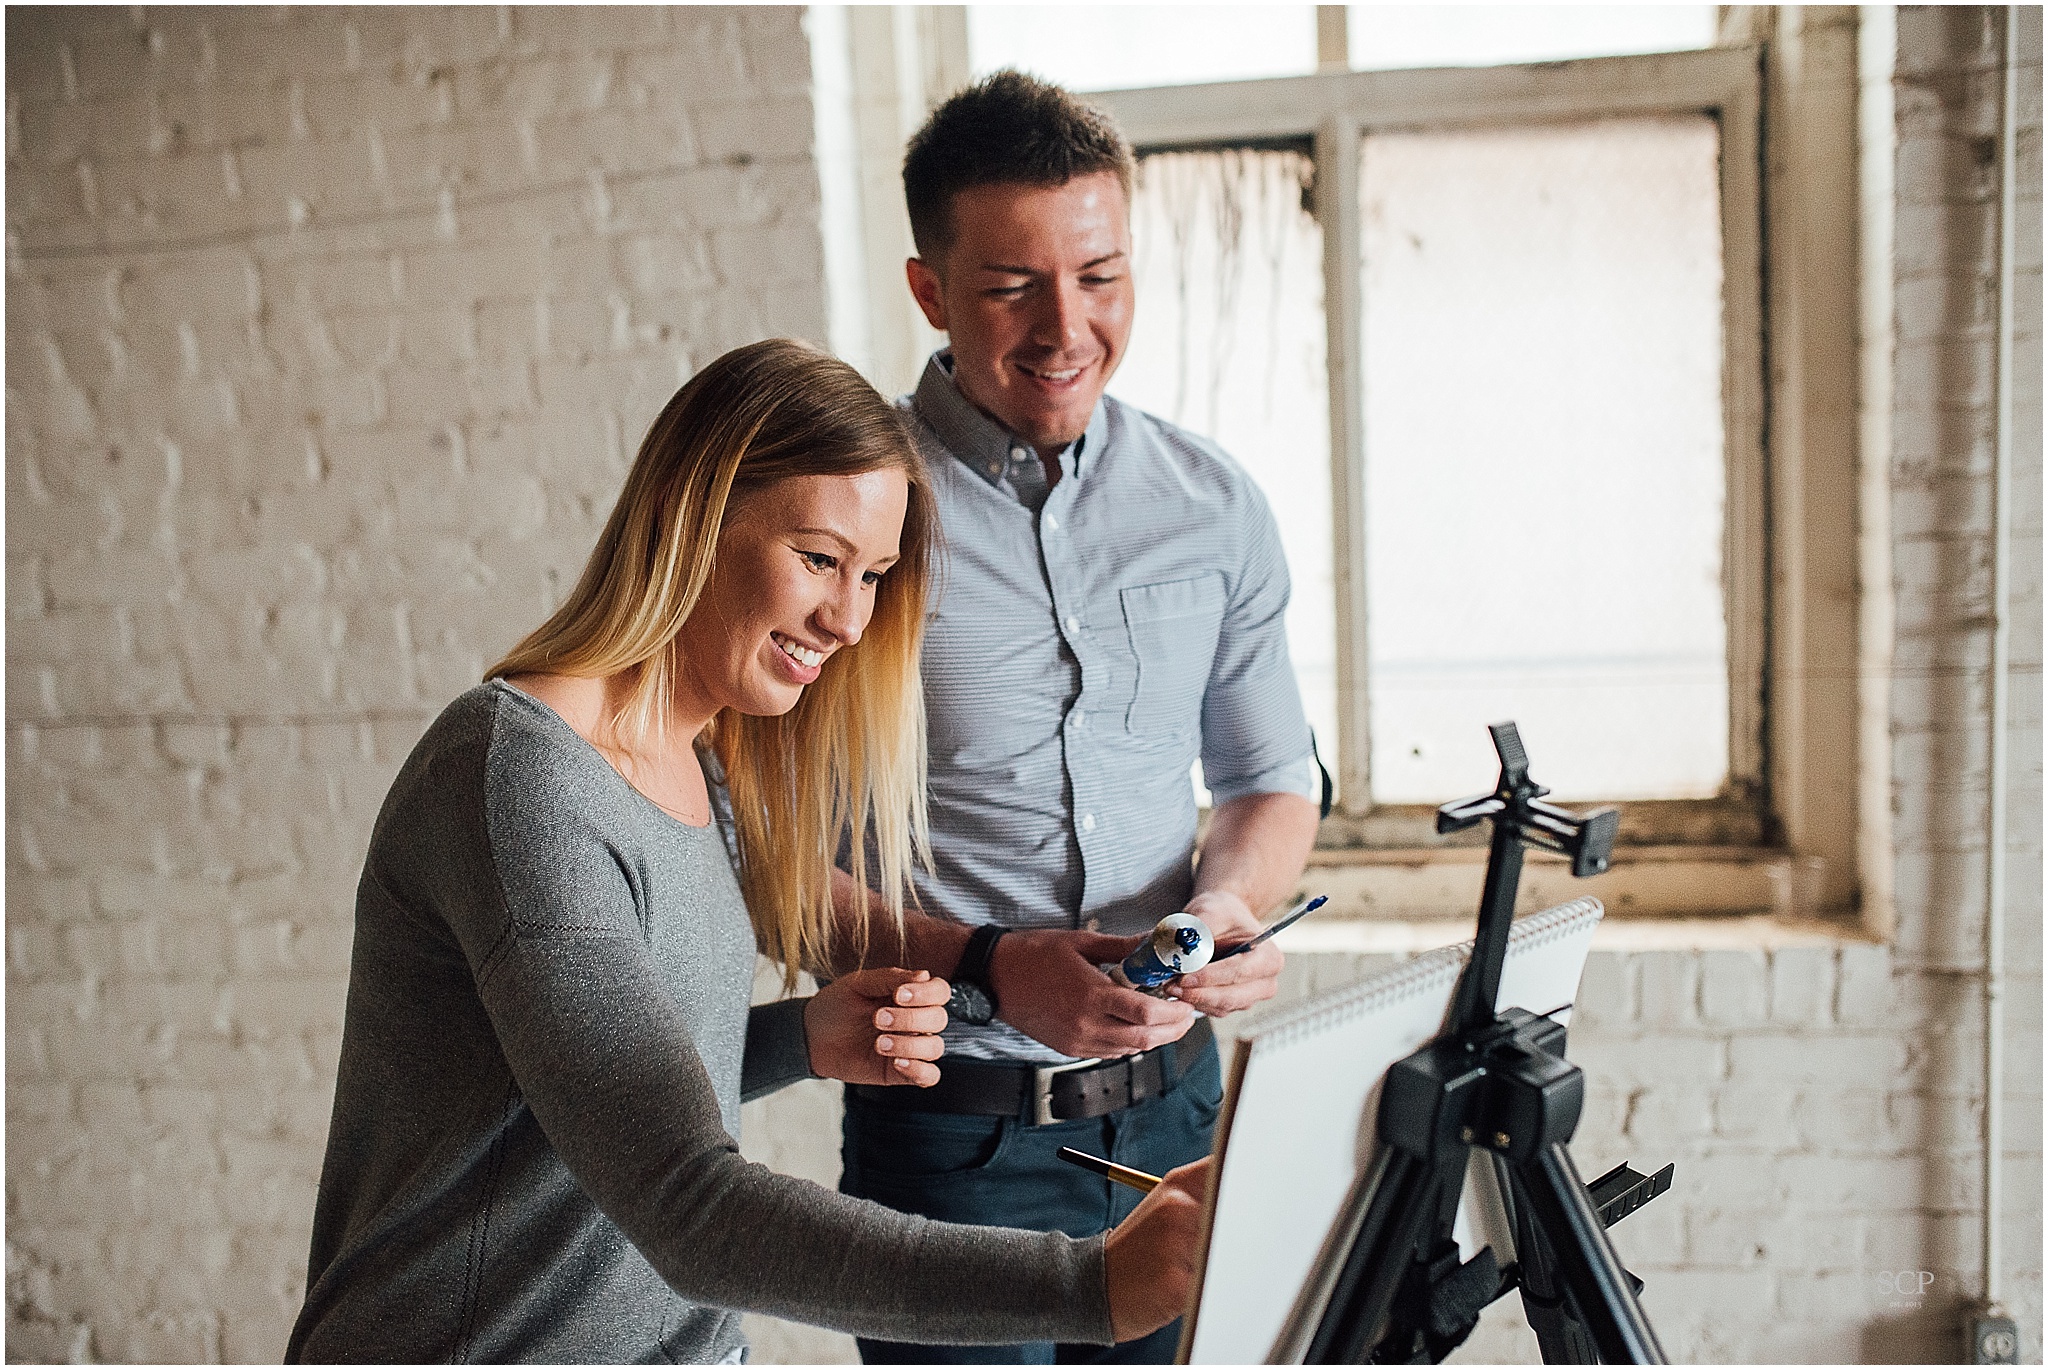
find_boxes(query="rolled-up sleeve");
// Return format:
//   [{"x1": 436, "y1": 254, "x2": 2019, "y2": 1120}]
[{"x1": 1200, "y1": 482, "x2": 1319, "y2": 806}]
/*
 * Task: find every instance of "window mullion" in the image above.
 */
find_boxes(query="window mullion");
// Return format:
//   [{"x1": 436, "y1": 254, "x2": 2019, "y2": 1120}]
[
  {"x1": 1720, "y1": 45, "x2": 1769, "y2": 801},
  {"x1": 1316, "y1": 112, "x2": 1372, "y2": 810}
]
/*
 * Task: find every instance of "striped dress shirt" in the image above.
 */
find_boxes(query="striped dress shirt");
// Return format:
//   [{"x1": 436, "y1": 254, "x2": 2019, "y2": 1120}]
[{"x1": 904, "y1": 353, "x2": 1318, "y2": 1065}]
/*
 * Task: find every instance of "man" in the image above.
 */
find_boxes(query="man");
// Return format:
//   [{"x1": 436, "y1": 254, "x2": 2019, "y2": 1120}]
[{"x1": 835, "y1": 71, "x2": 1322, "y2": 1364}]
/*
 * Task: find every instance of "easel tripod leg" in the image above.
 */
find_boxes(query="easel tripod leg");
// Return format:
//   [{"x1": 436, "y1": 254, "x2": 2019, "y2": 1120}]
[
  {"x1": 1306, "y1": 1150, "x2": 1436, "y2": 1364},
  {"x1": 1517, "y1": 1143, "x2": 1667, "y2": 1364},
  {"x1": 1494, "y1": 1155, "x2": 1602, "y2": 1365}
]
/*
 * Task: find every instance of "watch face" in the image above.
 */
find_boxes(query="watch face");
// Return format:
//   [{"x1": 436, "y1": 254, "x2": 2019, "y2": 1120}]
[{"x1": 949, "y1": 979, "x2": 995, "y2": 1027}]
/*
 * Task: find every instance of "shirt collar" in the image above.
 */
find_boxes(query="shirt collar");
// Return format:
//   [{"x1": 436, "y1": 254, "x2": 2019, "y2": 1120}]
[{"x1": 911, "y1": 350, "x2": 1104, "y2": 487}]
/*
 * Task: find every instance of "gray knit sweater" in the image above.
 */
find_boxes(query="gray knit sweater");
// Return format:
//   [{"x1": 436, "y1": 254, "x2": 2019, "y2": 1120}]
[{"x1": 287, "y1": 681, "x2": 1112, "y2": 1363}]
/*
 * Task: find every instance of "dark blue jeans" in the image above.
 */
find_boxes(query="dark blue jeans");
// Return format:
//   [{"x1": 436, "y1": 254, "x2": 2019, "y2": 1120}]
[{"x1": 838, "y1": 1040, "x2": 1223, "y2": 1364}]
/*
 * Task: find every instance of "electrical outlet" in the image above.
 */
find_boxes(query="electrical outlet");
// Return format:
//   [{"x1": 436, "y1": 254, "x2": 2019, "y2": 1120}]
[{"x1": 1968, "y1": 1314, "x2": 2019, "y2": 1365}]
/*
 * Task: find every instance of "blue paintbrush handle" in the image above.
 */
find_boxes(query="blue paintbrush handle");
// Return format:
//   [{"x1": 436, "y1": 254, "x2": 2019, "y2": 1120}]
[{"x1": 1208, "y1": 894, "x2": 1327, "y2": 962}]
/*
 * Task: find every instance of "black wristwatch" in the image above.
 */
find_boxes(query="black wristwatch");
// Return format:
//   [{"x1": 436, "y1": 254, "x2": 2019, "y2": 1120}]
[{"x1": 947, "y1": 924, "x2": 1008, "y2": 1027}]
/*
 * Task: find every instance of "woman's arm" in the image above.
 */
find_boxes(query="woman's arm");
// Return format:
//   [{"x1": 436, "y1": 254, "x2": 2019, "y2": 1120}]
[
  {"x1": 476, "y1": 923, "x2": 1113, "y2": 1345},
  {"x1": 459, "y1": 717, "x2": 1112, "y2": 1347},
  {"x1": 741, "y1": 997, "x2": 813, "y2": 1102},
  {"x1": 741, "y1": 969, "x2": 951, "y2": 1102}
]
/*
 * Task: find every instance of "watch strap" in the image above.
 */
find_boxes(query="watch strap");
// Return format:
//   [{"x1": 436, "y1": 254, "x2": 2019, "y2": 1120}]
[{"x1": 953, "y1": 924, "x2": 1009, "y2": 1015}]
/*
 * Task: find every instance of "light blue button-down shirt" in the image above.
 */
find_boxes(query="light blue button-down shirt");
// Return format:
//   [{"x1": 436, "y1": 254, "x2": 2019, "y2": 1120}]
[{"x1": 904, "y1": 353, "x2": 1318, "y2": 1064}]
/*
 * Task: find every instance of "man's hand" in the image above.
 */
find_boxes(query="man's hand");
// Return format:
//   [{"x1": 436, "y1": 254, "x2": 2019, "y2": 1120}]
[
  {"x1": 1167, "y1": 889, "x2": 1284, "y2": 1017},
  {"x1": 804, "y1": 969, "x2": 951, "y2": 1087},
  {"x1": 987, "y1": 928, "x2": 1196, "y2": 1059},
  {"x1": 1165, "y1": 790, "x2": 1316, "y2": 1018}
]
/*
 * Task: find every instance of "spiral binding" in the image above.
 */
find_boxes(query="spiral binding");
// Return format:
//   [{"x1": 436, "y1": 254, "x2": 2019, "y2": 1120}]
[{"x1": 1246, "y1": 897, "x2": 1605, "y2": 1054}]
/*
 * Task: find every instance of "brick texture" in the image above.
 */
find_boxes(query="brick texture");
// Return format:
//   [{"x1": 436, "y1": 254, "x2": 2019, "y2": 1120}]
[
  {"x1": 5, "y1": 6, "x2": 830, "y2": 1361},
  {"x1": 1885, "y1": 6, "x2": 2045, "y2": 1361}
]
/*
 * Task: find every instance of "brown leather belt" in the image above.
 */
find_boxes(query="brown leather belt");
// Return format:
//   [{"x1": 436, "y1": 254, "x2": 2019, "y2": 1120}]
[{"x1": 848, "y1": 1018, "x2": 1214, "y2": 1124}]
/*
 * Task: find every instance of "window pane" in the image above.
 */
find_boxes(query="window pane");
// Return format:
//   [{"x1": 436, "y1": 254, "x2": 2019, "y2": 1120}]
[
  {"x1": 1359, "y1": 116, "x2": 1727, "y2": 803},
  {"x1": 1347, "y1": 5, "x2": 1718, "y2": 71},
  {"x1": 967, "y1": 6, "x2": 1317, "y2": 92},
  {"x1": 1110, "y1": 149, "x2": 1337, "y2": 782}
]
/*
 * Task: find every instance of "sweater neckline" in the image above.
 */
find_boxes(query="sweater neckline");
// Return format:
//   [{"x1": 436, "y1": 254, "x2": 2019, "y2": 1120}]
[{"x1": 485, "y1": 678, "x2": 718, "y2": 834}]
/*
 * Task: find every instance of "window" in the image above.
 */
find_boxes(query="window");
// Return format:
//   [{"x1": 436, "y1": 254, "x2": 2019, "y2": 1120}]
[
  {"x1": 967, "y1": 5, "x2": 1319, "y2": 92},
  {"x1": 1345, "y1": 6, "x2": 1716, "y2": 70},
  {"x1": 1356, "y1": 115, "x2": 1731, "y2": 806},
  {"x1": 1085, "y1": 35, "x2": 1765, "y2": 813},
  {"x1": 919, "y1": 8, "x2": 1870, "y2": 920},
  {"x1": 961, "y1": 6, "x2": 1721, "y2": 92}
]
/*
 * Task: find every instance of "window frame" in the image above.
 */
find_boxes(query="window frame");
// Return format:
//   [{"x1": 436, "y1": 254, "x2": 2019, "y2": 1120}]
[
  {"x1": 1090, "y1": 33, "x2": 1872, "y2": 923},
  {"x1": 1098, "y1": 47, "x2": 1765, "y2": 829},
  {"x1": 831, "y1": 10, "x2": 1877, "y2": 923}
]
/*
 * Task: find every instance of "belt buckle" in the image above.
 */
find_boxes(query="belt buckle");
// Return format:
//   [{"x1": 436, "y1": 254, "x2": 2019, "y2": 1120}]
[{"x1": 1031, "y1": 1057, "x2": 1101, "y2": 1125}]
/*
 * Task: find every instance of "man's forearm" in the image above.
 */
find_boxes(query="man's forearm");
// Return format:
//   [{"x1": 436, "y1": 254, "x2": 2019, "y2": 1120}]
[
  {"x1": 826, "y1": 867, "x2": 973, "y2": 977},
  {"x1": 1167, "y1": 790, "x2": 1318, "y2": 1018},
  {"x1": 1193, "y1": 791, "x2": 1320, "y2": 917},
  {"x1": 824, "y1": 791, "x2": 1317, "y2": 978},
  {"x1": 826, "y1": 870, "x2": 1199, "y2": 1057}
]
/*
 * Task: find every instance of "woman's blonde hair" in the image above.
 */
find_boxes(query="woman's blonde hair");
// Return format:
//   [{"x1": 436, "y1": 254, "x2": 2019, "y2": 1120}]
[{"x1": 486, "y1": 339, "x2": 936, "y2": 989}]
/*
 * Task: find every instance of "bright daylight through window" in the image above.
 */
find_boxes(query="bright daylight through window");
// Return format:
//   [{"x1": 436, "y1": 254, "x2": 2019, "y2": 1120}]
[
  {"x1": 1109, "y1": 149, "x2": 1336, "y2": 778},
  {"x1": 967, "y1": 5, "x2": 1718, "y2": 91},
  {"x1": 1359, "y1": 117, "x2": 1728, "y2": 803},
  {"x1": 968, "y1": 4, "x2": 1740, "y2": 817}
]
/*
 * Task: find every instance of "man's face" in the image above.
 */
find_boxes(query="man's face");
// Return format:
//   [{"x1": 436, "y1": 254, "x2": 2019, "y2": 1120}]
[{"x1": 906, "y1": 171, "x2": 1135, "y2": 455}]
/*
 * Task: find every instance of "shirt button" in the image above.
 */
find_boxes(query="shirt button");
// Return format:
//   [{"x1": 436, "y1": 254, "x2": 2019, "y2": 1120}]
[
  {"x1": 1064, "y1": 615, "x2": 1080, "y2": 634},
  {"x1": 1011, "y1": 445, "x2": 1030, "y2": 462},
  {"x1": 1080, "y1": 812, "x2": 1097, "y2": 833},
  {"x1": 1071, "y1": 710, "x2": 1087, "y2": 730},
  {"x1": 1045, "y1": 515, "x2": 1060, "y2": 532}
]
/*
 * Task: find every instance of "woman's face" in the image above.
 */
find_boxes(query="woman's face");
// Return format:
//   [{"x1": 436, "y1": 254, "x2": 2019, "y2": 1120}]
[{"x1": 672, "y1": 468, "x2": 910, "y2": 724}]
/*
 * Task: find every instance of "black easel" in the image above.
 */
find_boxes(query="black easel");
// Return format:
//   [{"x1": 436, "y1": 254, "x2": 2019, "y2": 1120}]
[{"x1": 1303, "y1": 722, "x2": 1670, "y2": 1365}]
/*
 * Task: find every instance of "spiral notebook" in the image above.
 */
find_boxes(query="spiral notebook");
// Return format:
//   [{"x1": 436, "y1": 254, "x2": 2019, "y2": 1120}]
[{"x1": 1178, "y1": 897, "x2": 1605, "y2": 1365}]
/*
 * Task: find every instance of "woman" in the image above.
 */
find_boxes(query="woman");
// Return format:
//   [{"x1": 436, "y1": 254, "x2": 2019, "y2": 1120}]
[{"x1": 286, "y1": 340, "x2": 1206, "y2": 1363}]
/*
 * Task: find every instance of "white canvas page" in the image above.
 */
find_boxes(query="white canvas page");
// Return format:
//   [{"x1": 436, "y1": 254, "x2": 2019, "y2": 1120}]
[{"x1": 1182, "y1": 897, "x2": 1604, "y2": 1365}]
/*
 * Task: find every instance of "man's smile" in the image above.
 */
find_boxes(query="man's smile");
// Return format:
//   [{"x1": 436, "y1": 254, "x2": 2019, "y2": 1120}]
[{"x1": 1017, "y1": 361, "x2": 1090, "y2": 385}]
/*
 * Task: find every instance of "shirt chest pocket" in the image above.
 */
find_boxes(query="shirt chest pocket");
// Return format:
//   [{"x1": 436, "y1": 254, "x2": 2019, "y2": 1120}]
[{"x1": 1119, "y1": 573, "x2": 1227, "y2": 738}]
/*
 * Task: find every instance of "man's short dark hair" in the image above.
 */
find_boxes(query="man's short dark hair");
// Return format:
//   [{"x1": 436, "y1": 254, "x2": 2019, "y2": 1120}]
[{"x1": 902, "y1": 69, "x2": 1136, "y2": 261}]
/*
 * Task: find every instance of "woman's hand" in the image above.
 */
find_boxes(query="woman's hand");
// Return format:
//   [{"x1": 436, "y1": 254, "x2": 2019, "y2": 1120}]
[
  {"x1": 804, "y1": 968, "x2": 951, "y2": 1087},
  {"x1": 1103, "y1": 1157, "x2": 1213, "y2": 1343}
]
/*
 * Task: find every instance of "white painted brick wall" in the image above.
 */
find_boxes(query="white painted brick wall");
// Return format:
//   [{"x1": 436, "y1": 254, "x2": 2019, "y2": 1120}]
[
  {"x1": 6, "y1": 6, "x2": 831, "y2": 1361},
  {"x1": 1885, "y1": 7, "x2": 2045, "y2": 1360},
  {"x1": 6, "y1": 6, "x2": 2039, "y2": 1367}
]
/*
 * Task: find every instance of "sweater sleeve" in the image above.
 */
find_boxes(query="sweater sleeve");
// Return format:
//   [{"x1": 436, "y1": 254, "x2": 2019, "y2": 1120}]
[
  {"x1": 466, "y1": 750, "x2": 1115, "y2": 1347},
  {"x1": 742, "y1": 998, "x2": 816, "y2": 1103}
]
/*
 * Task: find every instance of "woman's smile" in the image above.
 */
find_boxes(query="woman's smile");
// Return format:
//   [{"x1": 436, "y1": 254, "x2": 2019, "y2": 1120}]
[
  {"x1": 670, "y1": 469, "x2": 908, "y2": 726},
  {"x1": 771, "y1": 631, "x2": 828, "y2": 682}
]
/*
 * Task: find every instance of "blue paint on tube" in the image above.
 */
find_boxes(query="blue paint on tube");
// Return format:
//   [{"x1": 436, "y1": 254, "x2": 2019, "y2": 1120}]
[{"x1": 1117, "y1": 912, "x2": 1216, "y2": 990}]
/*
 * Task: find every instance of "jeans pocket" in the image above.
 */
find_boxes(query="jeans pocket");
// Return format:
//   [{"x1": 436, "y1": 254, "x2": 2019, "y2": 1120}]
[
  {"x1": 847, "y1": 1103, "x2": 1015, "y2": 1182},
  {"x1": 1177, "y1": 1041, "x2": 1226, "y2": 1136}
]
